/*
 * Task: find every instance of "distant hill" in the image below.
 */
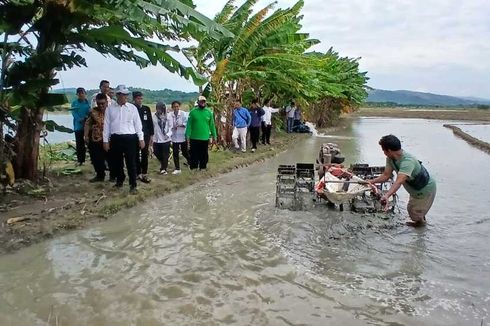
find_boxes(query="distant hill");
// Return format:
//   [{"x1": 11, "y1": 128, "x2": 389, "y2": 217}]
[
  {"x1": 366, "y1": 89, "x2": 490, "y2": 106},
  {"x1": 52, "y1": 87, "x2": 199, "y2": 105}
]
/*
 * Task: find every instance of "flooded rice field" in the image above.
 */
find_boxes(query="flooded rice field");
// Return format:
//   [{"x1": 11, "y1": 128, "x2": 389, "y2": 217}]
[{"x1": 0, "y1": 118, "x2": 488, "y2": 325}]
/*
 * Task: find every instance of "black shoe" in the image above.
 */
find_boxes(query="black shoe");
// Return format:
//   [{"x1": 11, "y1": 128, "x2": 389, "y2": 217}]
[
  {"x1": 140, "y1": 175, "x2": 151, "y2": 183},
  {"x1": 113, "y1": 182, "x2": 123, "y2": 188},
  {"x1": 129, "y1": 187, "x2": 138, "y2": 194},
  {"x1": 89, "y1": 176, "x2": 104, "y2": 183}
]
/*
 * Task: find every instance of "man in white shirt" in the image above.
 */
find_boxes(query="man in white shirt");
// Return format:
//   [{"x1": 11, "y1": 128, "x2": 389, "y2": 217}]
[
  {"x1": 170, "y1": 100, "x2": 189, "y2": 174},
  {"x1": 261, "y1": 99, "x2": 280, "y2": 145},
  {"x1": 285, "y1": 101, "x2": 296, "y2": 133},
  {"x1": 103, "y1": 85, "x2": 144, "y2": 193},
  {"x1": 91, "y1": 80, "x2": 113, "y2": 109}
]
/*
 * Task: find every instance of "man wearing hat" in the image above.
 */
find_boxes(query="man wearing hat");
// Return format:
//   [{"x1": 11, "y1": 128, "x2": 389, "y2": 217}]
[
  {"x1": 133, "y1": 91, "x2": 154, "y2": 183},
  {"x1": 103, "y1": 85, "x2": 144, "y2": 193},
  {"x1": 185, "y1": 95, "x2": 217, "y2": 170}
]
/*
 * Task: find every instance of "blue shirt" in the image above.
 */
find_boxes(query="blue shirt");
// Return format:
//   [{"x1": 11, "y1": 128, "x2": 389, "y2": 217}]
[
  {"x1": 250, "y1": 107, "x2": 265, "y2": 127},
  {"x1": 71, "y1": 99, "x2": 90, "y2": 131},
  {"x1": 233, "y1": 107, "x2": 251, "y2": 128}
]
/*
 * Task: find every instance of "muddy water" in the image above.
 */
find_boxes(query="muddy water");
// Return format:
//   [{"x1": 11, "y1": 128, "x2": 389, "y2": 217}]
[{"x1": 1, "y1": 118, "x2": 489, "y2": 325}]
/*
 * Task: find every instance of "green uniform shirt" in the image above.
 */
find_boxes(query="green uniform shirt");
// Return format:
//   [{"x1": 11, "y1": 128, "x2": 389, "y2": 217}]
[
  {"x1": 387, "y1": 151, "x2": 436, "y2": 198},
  {"x1": 185, "y1": 106, "x2": 217, "y2": 141}
]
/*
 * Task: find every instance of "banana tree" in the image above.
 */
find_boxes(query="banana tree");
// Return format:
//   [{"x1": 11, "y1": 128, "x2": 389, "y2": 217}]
[
  {"x1": 0, "y1": 0, "x2": 231, "y2": 180},
  {"x1": 184, "y1": 0, "x2": 319, "y2": 144}
]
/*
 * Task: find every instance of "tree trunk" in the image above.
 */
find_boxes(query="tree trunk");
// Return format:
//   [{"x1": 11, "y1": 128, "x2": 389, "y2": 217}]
[{"x1": 14, "y1": 107, "x2": 43, "y2": 180}]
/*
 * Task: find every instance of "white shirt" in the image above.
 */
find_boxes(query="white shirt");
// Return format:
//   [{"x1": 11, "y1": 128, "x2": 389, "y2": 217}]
[
  {"x1": 286, "y1": 105, "x2": 296, "y2": 118},
  {"x1": 170, "y1": 110, "x2": 188, "y2": 143},
  {"x1": 103, "y1": 101, "x2": 143, "y2": 142},
  {"x1": 152, "y1": 112, "x2": 174, "y2": 143},
  {"x1": 262, "y1": 106, "x2": 280, "y2": 125},
  {"x1": 91, "y1": 93, "x2": 112, "y2": 109}
]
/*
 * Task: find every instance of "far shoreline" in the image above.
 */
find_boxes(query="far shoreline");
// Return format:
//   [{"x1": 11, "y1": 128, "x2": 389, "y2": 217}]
[{"x1": 352, "y1": 107, "x2": 490, "y2": 122}]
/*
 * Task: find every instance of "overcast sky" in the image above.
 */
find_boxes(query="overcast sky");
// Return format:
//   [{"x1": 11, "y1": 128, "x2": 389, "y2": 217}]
[{"x1": 57, "y1": 0, "x2": 490, "y2": 98}]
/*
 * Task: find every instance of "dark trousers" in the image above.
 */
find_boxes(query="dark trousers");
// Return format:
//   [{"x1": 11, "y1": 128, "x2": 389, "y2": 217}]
[
  {"x1": 107, "y1": 149, "x2": 117, "y2": 180},
  {"x1": 88, "y1": 141, "x2": 106, "y2": 179},
  {"x1": 74, "y1": 130, "x2": 86, "y2": 163},
  {"x1": 287, "y1": 117, "x2": 294, "y2": 133},
  {"x1": 110, "y1": 134, "x2": 138, "y2": 188},
  {"x1": 261, "y1": 122, "x2": 272, "y2": 145},
  {"x1": 172, "y1": 141, "x2": 189, "y2": 170},
  {"x1": 189, "y1": 139, "x2": 209, "y2": 170},
  {"x1": 249, "y1": 126, "x2": 260, "y2": 149},
  {"x1": 153, "y1": 142, "x2": 171, "y2": 171},
  {"x1": 136, "y1": 134, "x2": 151, "y2": 175}
]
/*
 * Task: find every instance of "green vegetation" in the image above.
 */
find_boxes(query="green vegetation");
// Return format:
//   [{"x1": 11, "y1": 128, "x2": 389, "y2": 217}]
[
  {"x1": 185, "y1": 0, "x2": 368, "y2": 135},
  {"x1": 0, "y1": 0, "x2": 230, "y2": 181},
  {"x1": 1, "y1": 0, "x2": 368, "y2": 183}
]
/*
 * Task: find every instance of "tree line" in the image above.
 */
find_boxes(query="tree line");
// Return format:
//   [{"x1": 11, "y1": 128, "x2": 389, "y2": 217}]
[{"x1": 1, "y1": 0, "x2": 368, "y2": 182}]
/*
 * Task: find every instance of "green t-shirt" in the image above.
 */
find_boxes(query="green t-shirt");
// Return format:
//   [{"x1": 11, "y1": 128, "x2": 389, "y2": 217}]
[
  {"x1": 387, "y1": 151, "x2": 436, "y2": 198},
  {"x1": 185, "y1": 106, "x2": 217, "y2": 141}
]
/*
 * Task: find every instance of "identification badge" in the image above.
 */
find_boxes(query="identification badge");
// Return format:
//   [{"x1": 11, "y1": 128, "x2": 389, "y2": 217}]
[{"x1": 143, "y1": 114, "x2": 147, "y2": 120}]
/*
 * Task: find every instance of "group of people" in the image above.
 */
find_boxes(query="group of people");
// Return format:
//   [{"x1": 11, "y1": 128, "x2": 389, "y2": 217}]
[
  {"x1": 70, "y1": 80, "x2": 216, "y2": 193},
  {"x1": 231, "y1": 98, "x2": 282, "y2": 152},
  {"x1": 72, "y1": 83, "x2": 437, "y2": 226}
]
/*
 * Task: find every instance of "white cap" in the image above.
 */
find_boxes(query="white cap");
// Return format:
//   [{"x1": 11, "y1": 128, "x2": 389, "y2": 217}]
[
  {"x1": 115, "y1": 84, "x2": 130, "y2": 95},
  {"x1": 198, "y1": 95, "x2": 206, "y2": 101}
]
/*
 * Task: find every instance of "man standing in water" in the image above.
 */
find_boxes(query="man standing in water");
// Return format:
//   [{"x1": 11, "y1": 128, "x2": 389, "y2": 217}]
[
  {"x1": 366, "y1": 135, "x2": 436, "y2": 227},
  {"x1": 103, "y1": 85, "x2": 144, "y2": 193},
  {"x1": 185, "y1": 95, "x2": 217, "y2": 170}
]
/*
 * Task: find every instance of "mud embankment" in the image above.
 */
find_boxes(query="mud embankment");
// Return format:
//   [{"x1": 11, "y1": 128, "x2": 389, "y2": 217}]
[{"x1": 444, "y1": 124, "x2": 490, "y2": 154}]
